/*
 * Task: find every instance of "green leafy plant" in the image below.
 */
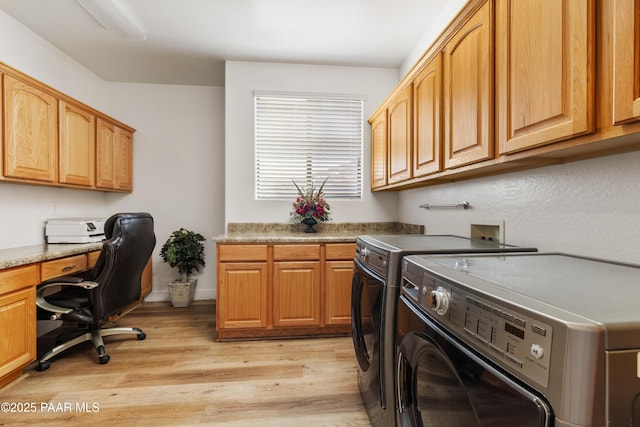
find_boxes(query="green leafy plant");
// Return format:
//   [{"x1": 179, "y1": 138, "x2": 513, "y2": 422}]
[{"x1": 160, "y1": 228, "x2": 206, "y2": 283}]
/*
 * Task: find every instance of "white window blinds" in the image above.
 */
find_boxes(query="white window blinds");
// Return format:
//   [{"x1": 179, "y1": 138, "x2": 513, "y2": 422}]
[{"x1": 255, "y1": 92, "x2": 363, "y2": 199}]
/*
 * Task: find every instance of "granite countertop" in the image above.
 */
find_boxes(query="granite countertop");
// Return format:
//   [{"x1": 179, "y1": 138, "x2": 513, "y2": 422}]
[
  {"x1": 214, "y1": 222, "x2": 425, "y2": 243},
  {"x1": 0, "y1": 242, "x2": 104, "y2": 270}
]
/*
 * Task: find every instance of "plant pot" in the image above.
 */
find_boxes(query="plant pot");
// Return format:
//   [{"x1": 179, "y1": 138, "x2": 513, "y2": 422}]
[{"x1": 168, "y1": 279, "x2": 197, "y2": 307}]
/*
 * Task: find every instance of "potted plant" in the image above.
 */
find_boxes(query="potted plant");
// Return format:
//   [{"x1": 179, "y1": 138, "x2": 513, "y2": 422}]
[
  {"x1": 290, "y1": 177, "x2": 331, "y2": 233},
  {"x1": 160, "y1": 228, "x2": 206, "y2": 307}
]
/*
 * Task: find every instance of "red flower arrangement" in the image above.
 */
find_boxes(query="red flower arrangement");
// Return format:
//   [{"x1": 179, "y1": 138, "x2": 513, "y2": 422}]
[{"x1": 290, "y1": 177, "x2": 332, "y2": 223}]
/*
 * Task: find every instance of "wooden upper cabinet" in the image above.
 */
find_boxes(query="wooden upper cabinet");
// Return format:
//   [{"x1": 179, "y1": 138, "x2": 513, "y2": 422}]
[
  {"x1": 96, "y1": 118, "x2": 116, "y2": 189},
  {"x1": 115, "y1": 127, "x2": 133, "y2": 191},
  {"x1": 496, "y1": 0, "x2": 595, "y2": 154},
  {"x1": 413, "y1": 53, "x2": 442, "y2": 178},
  {"x1": 369, "y1": 110, "x2": 387, "y2": 189},
  {"x1": 612, "y1": 0, "x2": 640, "y2": 124},
  {"x1": 96, "y1": 118, "x2": 133, "y2": 191},
  {"x1": 443, "y1": 0, "x2": 493, "y2": 169},
  {"x1": 59, "y1": 101, "x2": 95, "y2": 187},
  {"x1": 4, "y1": 75, "x2": 58, "y2": 182},
  {"x1": 387, "y1": 84, "x2": 412, "y2": 184}
]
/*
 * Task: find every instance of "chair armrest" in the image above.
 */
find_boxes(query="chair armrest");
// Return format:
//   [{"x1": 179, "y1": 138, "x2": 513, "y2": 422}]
[
  {"x1": 36, "y1": 280, "x2": 99, "y2": 315},
  {"x1": 41, "y1": 275, "x2": 85, "y2": 285}
]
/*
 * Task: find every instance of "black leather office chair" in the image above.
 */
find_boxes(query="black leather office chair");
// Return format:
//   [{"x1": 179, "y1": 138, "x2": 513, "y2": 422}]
[{"x1": 36, "y1": 212, "x2": 156, "y2": 371}]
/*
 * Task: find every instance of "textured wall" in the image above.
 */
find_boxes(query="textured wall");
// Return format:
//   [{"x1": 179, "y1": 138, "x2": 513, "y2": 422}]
[{"x1": 398, "y1": 149, "x2": 640, "y2": 264}]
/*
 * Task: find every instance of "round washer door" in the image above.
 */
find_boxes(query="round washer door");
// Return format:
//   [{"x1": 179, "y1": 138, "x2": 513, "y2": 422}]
[
  {"x1": 397, "y1": 331, "x2": 479, "y2": 426},
  {"x1": 397, "y1": 326, "x2": 552, "y2": 426}
]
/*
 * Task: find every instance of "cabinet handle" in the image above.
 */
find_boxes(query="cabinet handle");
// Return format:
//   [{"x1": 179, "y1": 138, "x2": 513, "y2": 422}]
[{"x1": 62, "y1": 265, "x2": 76, "y2": 272}]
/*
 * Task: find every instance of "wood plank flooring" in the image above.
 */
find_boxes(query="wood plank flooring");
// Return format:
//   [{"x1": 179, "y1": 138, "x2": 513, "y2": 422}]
[{"x1": 0, "y1": 301, "x2": 371, "y2": 426}]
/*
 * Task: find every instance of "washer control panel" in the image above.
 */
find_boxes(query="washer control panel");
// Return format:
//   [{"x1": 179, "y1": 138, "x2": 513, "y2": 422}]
[
  {"x1": 416, "y1": 272, "x2": 553, "y2": 388},
  {"x1": 355, "y1": 241, "x2": 388, "y2": 278}
]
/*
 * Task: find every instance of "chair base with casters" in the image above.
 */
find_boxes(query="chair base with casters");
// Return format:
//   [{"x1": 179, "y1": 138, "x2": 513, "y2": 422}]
[
  {"x1": 36, "y1": 278, "x2": 147, "y2": 370},
  {"x1": 37, "y1": 324, "x2": 146, "y2": 371}
]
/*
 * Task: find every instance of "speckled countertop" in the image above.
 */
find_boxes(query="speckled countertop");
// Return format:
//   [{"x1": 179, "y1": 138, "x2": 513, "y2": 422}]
[
  {"x1": 214, "y1": 222, "x2": 425, "y2": 243},
  {"x1": 0, "y1": 242, "x2": 103, "y2": 270}
]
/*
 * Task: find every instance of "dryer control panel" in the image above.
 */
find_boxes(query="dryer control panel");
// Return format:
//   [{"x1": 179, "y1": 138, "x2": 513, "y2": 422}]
[{"x1": 402, "y1": 265, "x2": 553, "y2": 389}]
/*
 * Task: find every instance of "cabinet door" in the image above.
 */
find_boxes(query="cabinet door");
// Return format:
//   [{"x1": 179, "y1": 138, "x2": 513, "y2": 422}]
[
  {"x1": 115, "y1": 127, "x2": 133, "y2": 191},
  {"x1": 325, "y1": 260, "x2": 353, "y2": 325},
  {"x1": 0, "y1": 265, "x2": 38, "y2": 385},
  {"x1": 497, "y1": 0, "x2": 594, "y2": 154},
  {"x1": 443, "y1": 0, "x2": 493, "y2": 169},
  {"x1": 0, "y1": 288, "x2": 36, "y2": 381},
  {"x1": 217, "y1": 262, "x2": 268, "y2": 329},
  {"x1": 96, "y1": 118, "x2": 133, "y2": 191},
  {"x1": 59, "y1": 101, "x2": 96, "y2": 186},
  {"x1": 388, "y1": 84, "x2": 412, "y2": 184},
  {"x1": 96, "y1": 118, "x2": 116, "y2": 189},
  {"x1": 413, "y1": 53, "x2": 442, "y2": 178},
  {"x1": 612, "y1": 0, "x2": 640, "y2": 124},
  {"x1": 4, "y1": 75, "x2": 58, "y2": 182},
  {"x1": 273, "y1": 261, "x2": 321, "y2": 327},
  {"x1": 370, "y1": 110, "x2": 387, "y2": 189}
]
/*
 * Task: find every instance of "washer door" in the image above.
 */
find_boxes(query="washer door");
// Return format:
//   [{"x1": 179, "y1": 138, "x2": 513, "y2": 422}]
[
  {"x1": 351, "y1": 259, "x2": 383, "y2": 373},
  {"x1": 397, "y1": 298, "x2": 552, "y2": 427},
  {"x1": 397, "y1": 332, "x2": 479, "y2": 426}
]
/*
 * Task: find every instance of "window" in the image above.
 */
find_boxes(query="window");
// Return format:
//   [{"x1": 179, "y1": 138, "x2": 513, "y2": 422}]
[{"x1": 255, "y1": 92, "x2": 363, "y2": 199}]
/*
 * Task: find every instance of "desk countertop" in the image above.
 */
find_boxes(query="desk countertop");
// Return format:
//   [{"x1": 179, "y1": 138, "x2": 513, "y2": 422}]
[
  {"x1": 0, "y1": 242, "x2": 103, "y2": 270},
  {"x1": 214, "y1": 222, "x2": 425, "y2": 243}
]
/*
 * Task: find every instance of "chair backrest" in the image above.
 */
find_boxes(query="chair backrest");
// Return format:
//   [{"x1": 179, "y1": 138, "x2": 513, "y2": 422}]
[{"x1": 90, "y1": 212, "x2": 156, "y2": 320}]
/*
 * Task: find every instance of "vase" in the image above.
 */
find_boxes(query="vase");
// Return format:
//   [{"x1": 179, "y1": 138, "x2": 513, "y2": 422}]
[
  {"x1": 301, "y1": 217, "x2": 318, "y2": 233},
  {"x1": 168, "y1": 279, "x2": 197, "y2": 307}
]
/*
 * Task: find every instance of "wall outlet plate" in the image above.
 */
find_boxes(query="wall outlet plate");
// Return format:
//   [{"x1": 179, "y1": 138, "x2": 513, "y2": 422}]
[{"x1": 470, "y1": 221, "x2": 505, "y2": 243}]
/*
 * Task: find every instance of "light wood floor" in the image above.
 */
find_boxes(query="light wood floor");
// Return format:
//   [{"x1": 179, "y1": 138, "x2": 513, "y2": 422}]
[{"x1": 0, "y1": 301, "x2": 371, "y2": 426}]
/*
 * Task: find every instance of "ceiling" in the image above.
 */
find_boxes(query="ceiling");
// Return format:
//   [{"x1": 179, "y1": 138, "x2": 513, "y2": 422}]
[{"x1": 0, "y1": 0, "x2": 447, "y2": 86}]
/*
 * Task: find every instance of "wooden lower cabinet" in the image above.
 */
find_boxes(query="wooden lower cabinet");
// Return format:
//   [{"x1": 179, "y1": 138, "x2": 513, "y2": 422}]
[
  {"x1": 216, "y1": 242, "x2": 356, "y2": 340},
  {"x1": 0, "y1": 265, "x2": 38, "y2": 388},
  {"x1": 273, "y1": 261, "x2": 321, "y2": 327},
  {"x1": 217, "y1": 262, "x2": 268, "y2": 329},
  {"x1": 325, "y1": 260, "x2": 354, "y2": 325}
]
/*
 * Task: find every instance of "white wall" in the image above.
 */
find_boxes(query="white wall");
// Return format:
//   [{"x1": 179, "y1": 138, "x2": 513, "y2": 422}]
[
  {"x1": 102, "y1": 82, "x2": 225, "y2": 302},
  {"x1": 0, "y1": 10, "x2": 225, "y2": 301},
  {"x1": 400, "y1": 0, "x2": 467, "y2": 76},
  {"x1": 224, "y1": 60, "x2": 400, "y2": 225}
]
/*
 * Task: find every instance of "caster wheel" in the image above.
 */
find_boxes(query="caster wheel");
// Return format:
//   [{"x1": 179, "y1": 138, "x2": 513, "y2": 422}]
[
  {"x1": 37, "y1": 361, "x2": 51, "y2": 371},
  {"x1": 137, "y1": 332, "x2": 146, "y2": 340},
  {"x1": 99, "y1": 354, "x2": 110, "y2": 364}
]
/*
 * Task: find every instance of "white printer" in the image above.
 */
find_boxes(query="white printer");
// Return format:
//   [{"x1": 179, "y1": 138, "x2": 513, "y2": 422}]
[{"x1": 45, "y1": 217, "x2": 107, "y2": 244}]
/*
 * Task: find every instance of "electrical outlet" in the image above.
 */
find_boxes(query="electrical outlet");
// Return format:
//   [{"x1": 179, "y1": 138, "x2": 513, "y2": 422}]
[{"x1": 470, "y1": 221, "x2": 504, "y2": 243}]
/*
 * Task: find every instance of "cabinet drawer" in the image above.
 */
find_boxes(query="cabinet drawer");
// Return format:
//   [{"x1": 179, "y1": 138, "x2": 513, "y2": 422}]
[
  {"x1": 325, "y1": 243, "x2": 356, "y2": 260},
  {"x1": 273, "y1": 245, "x2": 320, "y2": 261},
  {"x1": 41, "y1": 254, "x2": 88, "y2": 281},
  {"x1": 218, "y1": 245, "x2": 268, "y2": 262},
  {"x1": 0, "y1": 264, "x2": 39, "y2": 296}
]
